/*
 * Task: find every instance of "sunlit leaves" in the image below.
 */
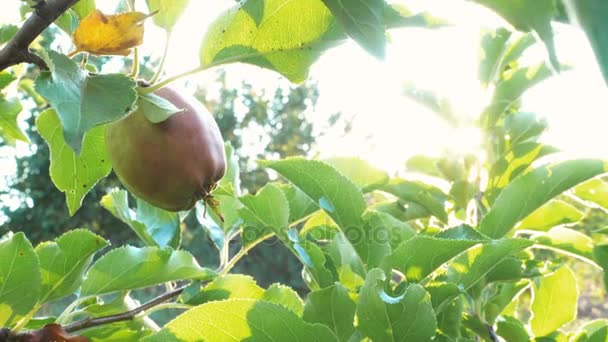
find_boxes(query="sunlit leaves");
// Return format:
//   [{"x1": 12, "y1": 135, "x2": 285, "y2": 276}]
[
  {"x1": 200, "y1": 0, "x2": 344, "y2": 83},
  {"x1": 480, "y1": 159, "x2": 607, "y2": 238},
  {"x1": 36, "y1": 229, "x2": 108, "y2": 303},
  {"x1": 381, "y1": 178, "x2": 448, "y2": 223},
  {"x1": 72, "y1": 10, "x2": 153, "y2": 56},
  {"x1": 389, "y1": 235, "x2": 481, "y2": 282},
  {"x1": 262, "y1": 158, "x2": 365, "y2": 231},
  {"x1": 0, "y1": 71, "x2": 16, "y2": 90},
  {"x1": 530, "y1": 266, "x2": 578, "y2": 337},
  {"x1": 473, "y1": 0, "x2": 559, "y2": 70},
  {"x1": 0, "y1": 232, "x2": 40, "y2": 327},
  {"x1": 478, "y1": 27, "x2": 511, "y2": 86},
  {"x1": 0, "y1": 95, "x2": 28, "y2": 145},
  {"x1": 81, "y1": 246, "x2": 216, "y2": 296},
  {"x1": 325, "y1": 157, "x2": 389, "y2": 192},
  {"x1": 239, "y1": 183, "x2": 289, "y2": 236},
  {"x1": 321, "y1": 0, "x2": 386, "y2": 58},
  {"x1": 357, "y1": 269, "x2": 436, "y2": 342},
  {"x1": 0, "y1": 25, "x2": 18, "y2": 44},
  {"x1": 101, "y1": 189, "x2": 181, "y2": 248},
  {"x1": 146, "y1": 0, "x2": 189, "y2": 30},
  {"x1": 517, "y1": 199, "x2": 584, "y2": 232},
  {"x1": 35, "y1": 51, "x2": 137, "y2": 153},
  {"x1": 447, "y1": 240, "x2": 533, "y2": 287},
  {"x1": 144, "y1": 299, "x2": 339, "y2": 342},
  {"x1": 482, "y1": 62, "x2": 553, "y2": 126},
  {"x1": 36, "y1": 109, "x2": 112, "y2": 216},
  {"x1": 531, "y1": 227, "x2": 595, "y2": 262},
  {"x1": 183, "y1": 274, "x2": 303, "y2": 315},
  {"x1": 575, "y1": 178, "x2": 608, "y2": 210},
  {"x1": 384, "y1": 4, "x2": 448, "y2": 29},
  {"x1": 137, "y1": 93, "x2": 183, "y2": 123},
  {"x1": 72, "y1": 0, "x2": 96, "y2": 19},
  {"x1": 303, "y1": 284, "x2": 356, "y2": 341},
  {"x1": 564, "y1": 0, "x2": 608, "y2": 85}
]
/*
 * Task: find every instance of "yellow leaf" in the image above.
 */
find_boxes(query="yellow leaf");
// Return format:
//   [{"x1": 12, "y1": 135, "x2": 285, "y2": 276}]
[{"x1": 71, "y1": 10, "x2": 154, "y2": 56}]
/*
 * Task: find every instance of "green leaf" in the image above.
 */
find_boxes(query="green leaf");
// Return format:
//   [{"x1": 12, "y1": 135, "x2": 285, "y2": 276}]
[
  {"x1": 36, "y1": 109, "x2": 112, "y2": 216},
  {"x1": 0, "y1": 25, "x2": 18, "y2": 44},
  {"x1": 530, "y1": 266, "x2": 578, "y2": 337},
  {"x1": 500, "y1": 33, "x2": 537, "y2": 70},
  {"x1": 196, "y1": 195, "x2": 242, "y2": 250},
  {"x1": 489, "y1": 143, "x2": 559, "y2": 192},
  {"x1": 384, "y1": 3, "x2": 448, "y2": 29},
  {"x1": 35, "y1": 50, "x2": 137, "y2": 153},
  {"x1": 388, "y1": 235, "x2": 481, "y2": 282},
  {"x1": 480, "y1": 159, "x2": 607, "y2": 238},
  {"x1": 184, "y1": 275, "x2": 306, "y2": 315},
  {"x1": 505, "y1": 111, "x2": 548, "y2": 145},
  {"x1": 137, "y1": 93, "x2": 184, "y2": 123},
  {"x1": 381, "y1": 178, "x2": 448, "y2": 223},
  {"x1": 0, "y1": 232, "x2": 41, "y2": 327},
  {"x1": 571, "y1": 319, "x2": 608, "y2": 342},
  {"x1": 565, "y1": 0, "x2": 608, "y2": 85},
  {"x1": 101, "y1": 189, "x2": 181, "y2": 248},
  {"x1": 373, "y1": 200, "x2": 431, "y2": 221},
  {"x1": 403, "y1": 84, "x2": 457, "y2": 126},
  {"x1": 72, "y1": 0, "x2": 96, "y2": 18},
  {"x1": 437, "y1": 224, "x2": 489, "y2": 241},
  {"x1": 303, "y1": 283, "x2": 356, "y2": 342},
  {"x1": 473, "y1": 0, "x2": 559, "y2": 71},
  {"x1": 441, "y1": 239, "x2": 533, "y2": 309},
  {"x1": 263, "y1": 284, "x2": 304, "y2": 316},
  {"x1": 200, "y1": 0, "x2": 344, "y2": 83},
  {"x1": 496, "y1": 317, "x2": 531, "y2": 341},
  {"x1": 54, "y1": 10, "x2": 78, "y2": 34},
  {"x1": 481, "y1": 62, "x2": 554, "y2": 126},
  {"x1": 0, "y1": 95, "x2": 29, "y2": 144},
  {"x1": 324, "y1": 157, "x2": 389, "y2": 192},
  {"x1": 217, "y1": 143, "x2": 240, "y2": 196},
  {"x1": 478, "y1": 27, "x2": 512, "y2": 86},
  {"x1": 262, "y1": 158, "x2": 365, "y2": 232},
  {"x1": 363, "y1": 210, "x2": 415, "y2": 253},
  {"x1": 532, "y1": 227, "x2": 595, "y2": 262},
  {"x1": 321, "y1": 0, "x2": 386, "y2": 58},
  {"x1": 405, "y1": 155, "x2": 442, "y2": 177},
  {"x1": 144, "y1": 299, "x2": 339, "y2": 342},
  {"x1": 0, "y1": 71, "x2": 16, "y2": 90},
  {"x1": 517, "y1": 199, "x2": 584, "y2": 231},
  {"x1": 239, "y1": 183, "x2": 290, "y2": 236},
  {"x1": 484, "y1": 281, "x2": 529, "y2": 323},
  {"x1": 81, "y1": 246, "x2": 216, "y2": 296},
  {"x1": 36, "y1": 229, "x2": 108, "y2": 303},
  {"x1": 182, "y1": 274, "x2": 264, "y2": 305},
  {"x1": 146, "y1": 0, "x2": 190, "y2": 30},
  {"x1": 325, "y1": 232, "x2": 365, "y2": 289},
  {"x1": 575, "y1": 178, "x2": 608, "y2": 210},
  {"x1": 357, "y1": 269, "x2": 436, "y2": 342},
  {"x1": 297, "y1": 239, "x2": 335, "y2": 290},
  {"x1": 436, "y1": 296, "x2": 464, "y2": 338},
  {"x1": 593, "y1": 244, "x2": 608, "y2": 290},
  {"x1": 279, "y1": 183, "x2": 318, "y2": 223}
]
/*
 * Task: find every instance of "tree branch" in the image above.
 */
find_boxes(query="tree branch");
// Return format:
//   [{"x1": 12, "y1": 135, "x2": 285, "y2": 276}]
[
  {"x1": 63, "y1": 285, "x2": 187, "y2": 333},
  {"x1": 0, "y1": 0, "x2": 81, "y2": 71}
]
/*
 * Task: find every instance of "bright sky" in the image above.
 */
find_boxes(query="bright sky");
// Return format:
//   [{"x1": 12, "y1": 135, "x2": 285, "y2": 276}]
[{"x1": 1, "y1": 0, "x2": 607, "y2": 176}]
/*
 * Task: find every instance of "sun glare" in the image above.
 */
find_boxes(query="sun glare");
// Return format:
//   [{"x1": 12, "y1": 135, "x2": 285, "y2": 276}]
[{"x1": 1, "y1": 0, "x2": 606, "y2": 177}]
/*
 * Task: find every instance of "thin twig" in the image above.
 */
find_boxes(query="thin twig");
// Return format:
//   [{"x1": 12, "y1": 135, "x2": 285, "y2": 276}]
[
  {"x1": 485, "y1": 322, "x2": 499, "y2": 342},
  {"x1": 63, "y1": 285, "x2": 187, "y2": 333},
  {"x1": 0, "y1": 0, "x2": 81, "y2": 71}
]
